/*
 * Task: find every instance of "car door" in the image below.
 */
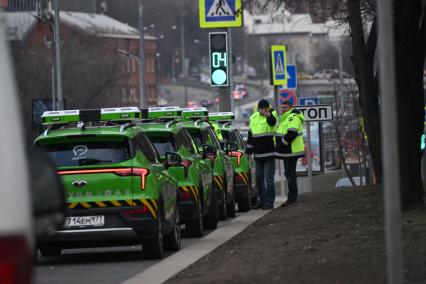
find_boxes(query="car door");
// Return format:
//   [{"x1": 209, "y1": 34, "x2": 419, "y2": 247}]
[
  {"x1": 181, "y1": 129, "x2": 213, "y2": 206},
  {"x1": 134, "y1": 133, "x2": 176, "y2": 222},
  {"x1": 205, "y1": 127, "x2": 234, "y2": 194}
]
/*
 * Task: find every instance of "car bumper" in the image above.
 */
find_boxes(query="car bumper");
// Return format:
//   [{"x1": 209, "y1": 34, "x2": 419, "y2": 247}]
[{"x1": 38, "y1": 206, "x2": 159, "y2": 248}]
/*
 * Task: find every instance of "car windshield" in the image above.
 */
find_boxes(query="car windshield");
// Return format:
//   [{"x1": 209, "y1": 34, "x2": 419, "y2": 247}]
[
  {"x1": 146, "y1": 133, "x2": 176, "y2": 156},
  {"x1": 40, "y1": 139, "x2": 131, "y2": 167}
]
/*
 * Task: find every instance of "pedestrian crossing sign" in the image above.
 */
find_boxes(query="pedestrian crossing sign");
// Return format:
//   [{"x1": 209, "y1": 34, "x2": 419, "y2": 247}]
[
  {"x1": 199, "y1": 0, "x2": 242, "y2": 28},
  {"x1": 270, "y1": 45, "x2": 287, "y2": 86}
]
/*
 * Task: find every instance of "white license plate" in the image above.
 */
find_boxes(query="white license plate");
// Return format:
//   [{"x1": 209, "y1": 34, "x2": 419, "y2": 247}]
[{"x1": 64, "y1": 216, "x2": 105, "y2": 228}]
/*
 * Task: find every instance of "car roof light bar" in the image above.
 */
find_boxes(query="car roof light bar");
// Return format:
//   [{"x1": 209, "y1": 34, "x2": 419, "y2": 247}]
[
  {"x1": 146, "y1": 106, "x2": 182, "y2": 119},
  {"x1": 181, "y1": 107, "x2": 209, "y2": 119},
  {"x1": 41, "y1": 107, "x2": 141, "y2": 125},
  {"x1": 208, "y1": 112, "x2": 235, "y2": 122}
]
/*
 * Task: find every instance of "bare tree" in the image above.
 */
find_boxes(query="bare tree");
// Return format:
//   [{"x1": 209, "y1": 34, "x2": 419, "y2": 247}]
[{"x1": 11, "y1": 34, "x2": 129, "y2": 143}]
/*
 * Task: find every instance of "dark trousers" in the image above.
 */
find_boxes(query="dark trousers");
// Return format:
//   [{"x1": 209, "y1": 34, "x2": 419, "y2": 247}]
[
  {"x1": 284, "y1": 157, "x2": 299, "y2": 202},
  {"x1": 255, "y1": 158, "x2": 275, "y2": 206}
]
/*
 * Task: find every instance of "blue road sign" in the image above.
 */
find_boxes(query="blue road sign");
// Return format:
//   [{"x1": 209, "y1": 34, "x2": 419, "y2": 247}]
[
  {"x1": 299, "y1": 97, "x2": 319, "y2": 106},
  {"x1": 286, "y1": 65, "x2": 297, "y2": 89},
  {"x1": 274, "y1": 50, "x2": 285, "y2": 81}
]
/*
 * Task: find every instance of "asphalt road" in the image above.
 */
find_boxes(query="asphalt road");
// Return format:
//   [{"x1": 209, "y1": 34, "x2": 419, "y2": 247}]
[{"x1": 34, "y1": 228, "x2": 215, "y2": 284}]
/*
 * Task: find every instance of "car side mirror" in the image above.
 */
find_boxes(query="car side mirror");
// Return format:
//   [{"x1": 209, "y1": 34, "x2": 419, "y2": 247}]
[
  {"x1": 29, "y1": 148, "x2": 66, "y2": 239},
  {"x1": 202, "y1": 144, "x2": 217, "y2": 158},
  {"x1": 222, "y1": 141, "x2": 238, "y2": 152},
  {"x1": 165, "y1": 152, "x2": 182, "y2": 166}
]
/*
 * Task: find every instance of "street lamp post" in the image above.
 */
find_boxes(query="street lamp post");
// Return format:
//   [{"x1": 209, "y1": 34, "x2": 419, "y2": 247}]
[
  {"x1": 32, "y1": 14, "x2": 57, "y2": 110},
  {"x1": 53, "y1": 0, "x2": 63, "y2": 110},
  {"x1": 139, "y1": 0, "x2": 146, "y2": 107}
]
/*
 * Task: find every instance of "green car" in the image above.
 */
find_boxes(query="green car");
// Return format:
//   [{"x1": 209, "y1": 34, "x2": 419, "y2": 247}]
[
  {"x1": 209, "y1": 112, "x2": 258, "y2": 211},
  {"x1": 34, "y1": 107, "x2": 182, "y2": 259},
  {"x1": 181, "y1": 108, "x2": 236, "y2": 220},
  {"x1": 138, "y1": 107, "x2": 218, "y2": 237}
]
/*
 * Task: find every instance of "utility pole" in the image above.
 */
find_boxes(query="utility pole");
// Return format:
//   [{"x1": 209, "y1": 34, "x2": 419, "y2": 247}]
[
  {"x1": 376, "y1": 0, "x2": 403, "y2": 283},
  {"x1": 53, "y1": 0, "x2": 63, "y2": 110},
  {"x1": 180, "y1": 13, "x2": 188, "y2": 107},
  {"x1": 228, "y1": 28, "x2": 234, "y2": 113},
  {"x1": 139, "y1": 0, "x2": 146, "y2": 107},
  {"x1": 338, "y1": 44, "x2": 344, "y2": 110},
  {"x1": 180, "y1": 14, "x2": 185, "y2": 78}
]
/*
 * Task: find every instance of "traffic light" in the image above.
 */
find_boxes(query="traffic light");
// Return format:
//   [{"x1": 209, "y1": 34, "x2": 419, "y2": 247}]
[
  {"x1": 421, "y1": 132, "x2": 425, "y2": 151},
  {"x1": 209, "y1": 32, "x2": 228, "y2": 87}
]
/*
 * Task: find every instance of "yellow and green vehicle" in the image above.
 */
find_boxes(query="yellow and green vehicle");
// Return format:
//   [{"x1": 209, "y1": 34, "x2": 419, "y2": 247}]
[
  {"x1": 181, "y1": 108, "x2": 236, "y2": 220},
  {"x1": 34, "y1": 107, "x2": 182, "y2": 259},
  {"x1": 209, "y1": 112, "x2": 258, "y2": 210},
  {"x1": 138, "y1": 107, "x2": 218, "y2": 237}
]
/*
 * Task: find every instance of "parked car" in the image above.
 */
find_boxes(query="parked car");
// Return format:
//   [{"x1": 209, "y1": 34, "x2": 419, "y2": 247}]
[
  {"x1": 209, "y1": 112, "x2": 258, "y2": 210},
  {"x1": 297, "y1": 72, "x2": 313, "y2": 80},
  {"x1": 35, "y1": 107, "x2": 181, "y2": 259},
  {"x1": 181, "y1": 108, "x2": 236, "y2": 220},
  {"x1": 200, "y1": 99, "x2": 214, "y2": 107},
  {"x1": 138, "y1": 107, "x2": 218, "y2": 237},
  {"x1": 232, "y1": 84, "x2": 249, "y2": 100},
  {"x1": 187, "y1": 101, "x2": 199, "y2": 108}
]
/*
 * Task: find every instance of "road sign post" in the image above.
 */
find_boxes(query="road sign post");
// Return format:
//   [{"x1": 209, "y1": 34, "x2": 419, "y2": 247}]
[
  {"x1": 307, "y1": 121, "x2": 312, "y2": 192},
  {"x1": 295, "y1": 104, "x2": 333, "y2": 193},
  {"x1": 270, "y1": 45, "x2": 288, "y2": 198}
]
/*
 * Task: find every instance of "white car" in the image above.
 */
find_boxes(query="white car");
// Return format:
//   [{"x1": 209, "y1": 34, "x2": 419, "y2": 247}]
[{"x1": 0, "y1": 18, "x2": 33, "y2": 282}]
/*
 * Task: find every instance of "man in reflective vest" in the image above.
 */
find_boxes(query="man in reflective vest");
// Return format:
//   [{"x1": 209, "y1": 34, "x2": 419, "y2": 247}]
[
  {"x1": 275, "y1": 100, "x2": 305, "y2": 206},
  {"x1": 246, "y1": 99, "x2": 277, "y2": 210}
]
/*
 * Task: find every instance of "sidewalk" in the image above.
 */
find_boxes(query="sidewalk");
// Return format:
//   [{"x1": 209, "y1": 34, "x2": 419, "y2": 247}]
[{"x1": 166, "y1": 184, "x2": 426, "y2": 284}]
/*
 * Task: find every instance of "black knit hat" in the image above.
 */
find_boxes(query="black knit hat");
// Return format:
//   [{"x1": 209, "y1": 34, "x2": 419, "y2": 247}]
[{"x1": 258, "y1": 99, "x2": 270, "y2": 109}]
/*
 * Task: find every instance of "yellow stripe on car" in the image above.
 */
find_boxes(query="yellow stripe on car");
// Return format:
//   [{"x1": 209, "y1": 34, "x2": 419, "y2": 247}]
[{"x1": 141, "y1": 199, "x2": 157, "y2": 219}]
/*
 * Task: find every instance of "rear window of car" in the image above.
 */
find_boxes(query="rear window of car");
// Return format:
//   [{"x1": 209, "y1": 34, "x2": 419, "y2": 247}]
[{"x1": 40, "y1": 139, "x2": 132, "y2": 167}]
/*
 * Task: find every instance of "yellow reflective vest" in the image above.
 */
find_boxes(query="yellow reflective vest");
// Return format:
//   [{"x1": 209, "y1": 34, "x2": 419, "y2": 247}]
[
  {"x1": 275, "y1": 108, "x2": 305, "y2": 159},
  {"x1": 246, "y1": 110, "x2": 277, "y2": 160}
]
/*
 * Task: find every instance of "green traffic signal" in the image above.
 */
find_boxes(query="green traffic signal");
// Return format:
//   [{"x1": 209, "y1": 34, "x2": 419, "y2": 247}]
[
  {"x1": 421, "y1": 133, "x2": 425, "y2": 151},
  {"x1": 209, "y1": 32, "x2": 228, "y2": 87}
]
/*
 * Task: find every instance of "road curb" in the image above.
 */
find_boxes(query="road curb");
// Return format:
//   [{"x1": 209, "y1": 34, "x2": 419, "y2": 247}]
[{"x1": 122, "y1": 196, "x2": 286, "y2": 284}]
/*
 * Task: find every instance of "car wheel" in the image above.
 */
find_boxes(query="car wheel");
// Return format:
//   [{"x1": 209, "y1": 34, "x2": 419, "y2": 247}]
[
  {"x1": 185, "y1": 197, "x2": 203, "y2": 237},
  {"x1": 143, "y1": 216, "x2": 164, "y2": 259},
  {"x1": 163, "y1": 205, "x2": 181, "y2": 251},
  {"x1": 39, "y1": 246, "x2": 61, "y2": 257},
  {"x1": 203, "y1": 186, "x2": 218, "y2": 230},
  {"x1": 238, "y1": 185, "x2": 251, "y2": 212}
]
